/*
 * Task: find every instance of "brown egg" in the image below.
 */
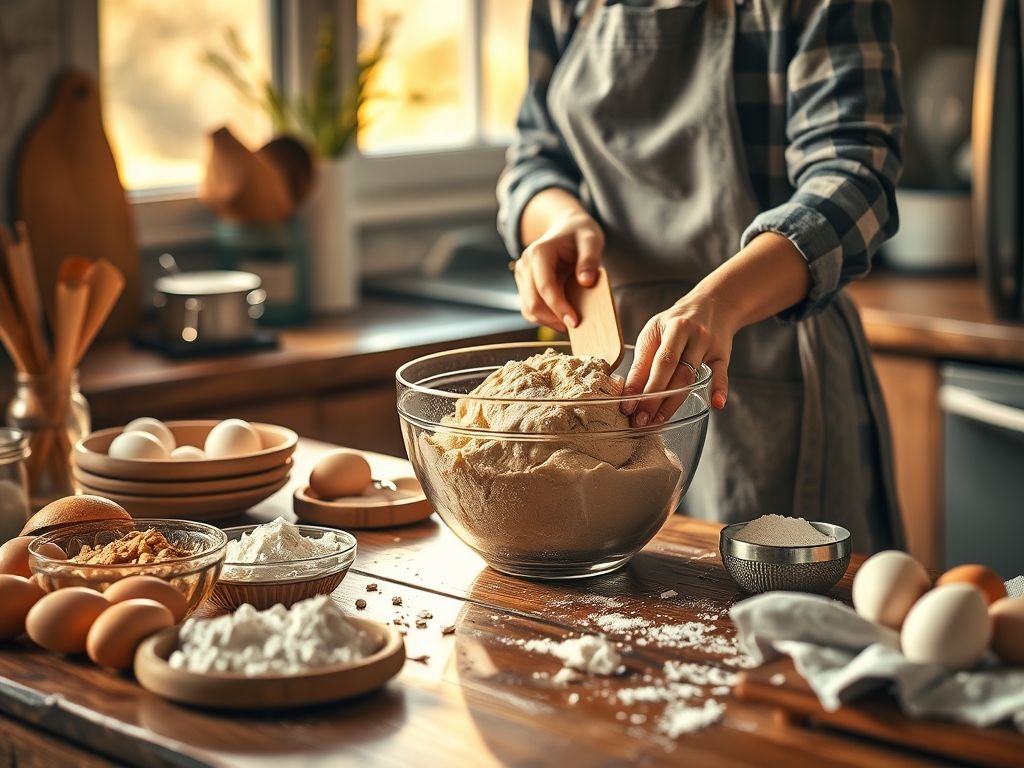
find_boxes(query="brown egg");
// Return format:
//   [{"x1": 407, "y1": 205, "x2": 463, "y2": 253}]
[
  {"x1": 21, "y1": 495, "x2": 130, "y2": 537},
  {"x1": 0, "y1": 536, "x2": 64, "y2": 578},
  {"x1": 990, "y1": 597, "x2": 1024, "y2": 666},
  {"x1": 309, "y1": 449, "x2": 372, "y2": 499},
  {"x1": 104, "y1": 576, "x2": 188, "y2": 622},
  {"x1": 25, "y1": 587, "x2": 109, "y2": 654},
  {"x1": 936, "y1": 564, "x2": 1008, "y2": 606},
  {"x1": 86, "y1": 599, "x2": 174, "y2": 670},
  {"x1": 0, "y1": 575, "x2": 45, "y2": 640}
]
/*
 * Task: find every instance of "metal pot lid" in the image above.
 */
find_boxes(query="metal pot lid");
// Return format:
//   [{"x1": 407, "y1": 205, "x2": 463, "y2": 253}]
[{"x1": 154, "y1": 271, "x2": 262, "y2": 296}]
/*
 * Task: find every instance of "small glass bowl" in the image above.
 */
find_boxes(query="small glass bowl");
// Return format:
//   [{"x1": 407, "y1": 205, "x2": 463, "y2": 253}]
[
  {"x1": 209, "y1": 524, "x2": 357, "y2": 611},
  {"x1": 28, "y1": 519, "x2": 227, "y2": 617}
]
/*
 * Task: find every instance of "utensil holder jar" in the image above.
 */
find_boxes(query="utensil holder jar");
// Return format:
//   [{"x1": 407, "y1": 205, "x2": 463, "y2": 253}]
[{"x1": 6, "y1": 370, "x2": 90, "y2": 508}]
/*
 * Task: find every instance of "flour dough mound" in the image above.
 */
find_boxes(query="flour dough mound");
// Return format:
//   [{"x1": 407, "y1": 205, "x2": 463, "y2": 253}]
[{"x1": 416, "y1": 349, "x2": 683, "y2": 561}]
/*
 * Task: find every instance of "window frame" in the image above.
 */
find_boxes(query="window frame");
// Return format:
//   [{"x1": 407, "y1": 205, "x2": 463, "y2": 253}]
[{"x1": 65, "y1": 0, "x2": 512, "y2": 248}]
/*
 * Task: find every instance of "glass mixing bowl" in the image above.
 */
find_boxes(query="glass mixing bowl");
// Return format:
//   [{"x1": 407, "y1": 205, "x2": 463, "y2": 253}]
[{"x1": 396, "y1": 342, "x2": 711, "y2": 579}]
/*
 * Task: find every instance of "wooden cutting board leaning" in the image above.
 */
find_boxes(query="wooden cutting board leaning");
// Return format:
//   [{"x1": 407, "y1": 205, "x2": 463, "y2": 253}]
[{"x1": 15, "y1": 70, "x2": 139, "y2": 337}]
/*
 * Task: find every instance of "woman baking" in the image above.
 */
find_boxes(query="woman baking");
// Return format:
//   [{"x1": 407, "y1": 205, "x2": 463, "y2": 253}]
[{"x1": 497, "y1": 0, "x2": 905, "y2": 552}]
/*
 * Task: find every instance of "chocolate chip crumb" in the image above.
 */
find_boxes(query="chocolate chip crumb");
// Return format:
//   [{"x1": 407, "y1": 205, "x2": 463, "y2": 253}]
[
  {"x1": 408, "y1": 654, "x2": 429, "y2": 664},
  {"x1": 391, "y1": 596, "x2": 402, "y2": 606},
  {"x1": 355, "y1": 599, "x2": 367, "y2": 610},
  {"x1": 366, "y1": 583, "x2": 378, "y2": 592},
  {"x1": 441, "y1": 624, "x2": 456, "y2": 635},
  {"x1": 416, "y1": 610, "x2": 433, "y2": 620},
  {"x1": 415, "y1": 619, "x2": 428, "y2": 629}
]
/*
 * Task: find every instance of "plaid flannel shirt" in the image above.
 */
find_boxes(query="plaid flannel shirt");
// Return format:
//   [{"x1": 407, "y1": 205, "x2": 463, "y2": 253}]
[{"x1": 497, "y1": 0, "x2": 905, "y2": 320}]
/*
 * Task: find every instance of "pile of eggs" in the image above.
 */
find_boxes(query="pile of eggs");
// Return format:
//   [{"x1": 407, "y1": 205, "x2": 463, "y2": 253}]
[
  {"x1": 853, "y1": 551, "x2": 1024, "y2": 669},
  {"x1": 108, "y1": 417, "x2": 262, "y2": 461},
  {"x1": 0, "y1": 523, "x2": 186, "y2": 671}
]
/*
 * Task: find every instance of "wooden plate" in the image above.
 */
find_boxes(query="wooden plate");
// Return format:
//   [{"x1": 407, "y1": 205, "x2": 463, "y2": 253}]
[
  {"x1": 73, "y1": 459, "x2": 293, "y2": 497},
  {"x1": 135, "y1": 616, "x2": 405, "y2": 710},
  {"x1": 74, "y1": 477, "x2": 289, "y2": 520},
  {"x1": 74, "y1": 421, "x2": 297, "y2": 481},
  {"x1": 293, "y1": 478, "x2": 433, "y2": 529}
]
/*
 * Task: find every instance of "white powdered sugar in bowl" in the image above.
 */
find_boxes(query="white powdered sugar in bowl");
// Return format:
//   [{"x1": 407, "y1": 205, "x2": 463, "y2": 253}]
[
  {"x1": 169, "y1": 595, "x2": 375, "y2": 676},
  {"x1": 221, "y1": 517, "x2": 355, "y2": 581}
]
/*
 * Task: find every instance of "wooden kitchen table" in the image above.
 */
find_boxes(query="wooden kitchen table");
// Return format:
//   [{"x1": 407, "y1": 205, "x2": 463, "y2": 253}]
[{"x1": 0, "y1": 441, "x2": 996, "y2": 767}]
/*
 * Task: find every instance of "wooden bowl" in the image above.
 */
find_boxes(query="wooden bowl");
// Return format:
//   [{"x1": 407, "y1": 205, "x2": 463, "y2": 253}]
[
  {"x1": 74, "y1": 421, "x2": 297, "y2": 481},
  {"x1": 73, "y1": 459, "x2": 293, "y2": 497},
  {"x1": 73, "y1": 477, "x2": 289, "y2": 520},
  {"x1": 293, "y1": 478, "x2": 433, "y2": 529},
  {"x1": 134, "y1": 617, "x2": 405, "y2": 710}
]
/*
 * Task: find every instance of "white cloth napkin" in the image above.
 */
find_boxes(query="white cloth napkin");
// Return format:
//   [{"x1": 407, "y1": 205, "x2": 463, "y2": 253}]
[{"x1": 730, "y1": 592, "x2": 1024, "y2": 732}]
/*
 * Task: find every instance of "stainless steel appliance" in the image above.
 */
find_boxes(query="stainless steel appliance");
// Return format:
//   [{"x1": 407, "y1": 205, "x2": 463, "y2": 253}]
[
  {"x1": 973, "y1": 0, "x2": 1024, "y2": 318},
  {"x1": 941, "y1": 363, "x2": 1024, "y2": 577}
]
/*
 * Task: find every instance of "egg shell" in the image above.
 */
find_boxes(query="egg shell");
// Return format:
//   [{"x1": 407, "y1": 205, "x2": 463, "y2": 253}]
[
  {"x1": 104, "y1": 575, "x2": 188, "y2": 622},
  {"x1": 86, "y1": 598, "x2": 174, "y2": 670},
  {"x1": 310, "y1": 449, "x2": 373, "y2": 500},
  {"x1": 852, "y1": 550, "x2": 931, "y2": 629},
  {"x1": 936, "y1": 564, "x2": 1007, "y2": 606},
  {"x1": 901, "y1": 583, "x2": 992, "y2": 670},
  {"x1": 21, "y1": 495, "x2": 131, "y2": 536},
  {"x1": 25, "y1": 587, "x2": 109, "y2": 655},
  {"x1": 170, "y1": 445, "x2": 206, "y2": 461},
  {"x1": 989, "y1": 597, "x2": 1024, "y2": 666},
  {"x1": 204, "y1": 419, "x2": 261, "y2": 459},
  {"x1": 109, "y1": 430, "x2": 168, "y2": 460},
  {"x1": 0, "y1": 575, "x2": 45, "y2": 640},
  {"x1": 123, "y1": 417, "x2": 176, "y2": 454}
]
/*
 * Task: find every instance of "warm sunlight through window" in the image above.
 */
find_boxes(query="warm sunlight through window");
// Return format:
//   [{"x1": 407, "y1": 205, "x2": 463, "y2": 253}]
[
  {"x1": 99, "y1": 0, "x2": 273, "y2": 192},
  {"x1": 358, "y1": 0, "x2": 529, "y2": 153}
]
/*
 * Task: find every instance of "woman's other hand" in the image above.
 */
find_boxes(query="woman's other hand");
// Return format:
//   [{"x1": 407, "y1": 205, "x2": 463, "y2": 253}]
[
  {"x1": 623, "y1": 232, "x2": 811, "y2": 425},
  {"x1": 623, "y1": 288, "x2": 736, "y2": 425},
  {"x1": 514, "y1": 190, "x2": 604, "y2": 333}
]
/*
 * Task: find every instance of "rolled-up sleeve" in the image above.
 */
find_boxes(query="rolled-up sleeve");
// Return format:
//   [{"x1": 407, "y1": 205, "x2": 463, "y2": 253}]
[
  {"x1": 497, "y1": 0, "x2": 582, "y2": 258},
  {"x1": 740, "y1": 0, "x2": 905, "y2": 321}
]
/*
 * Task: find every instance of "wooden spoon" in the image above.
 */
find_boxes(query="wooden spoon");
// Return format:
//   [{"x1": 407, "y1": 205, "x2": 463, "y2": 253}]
[
  {"x1": 200, "y1": 126, "x2": 294, "y2": 223},
  {"x1": 75, "y1": 258, "x2": 125, "y2": 363},
  {"x1": 565, "y1": 267, "x2": 624, "y2": 368}
]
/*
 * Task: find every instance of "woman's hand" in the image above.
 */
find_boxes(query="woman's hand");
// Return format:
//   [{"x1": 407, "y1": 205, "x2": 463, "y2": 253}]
[
  {"x1": 514, "y1": 193, "x2": 605, "y2": 333},
  {"x1": 623, "y1": 287, "x2": 736, "y2": 425},
  {"x1": 623, "y1": 232, "x2": 812, "y2": 425}
]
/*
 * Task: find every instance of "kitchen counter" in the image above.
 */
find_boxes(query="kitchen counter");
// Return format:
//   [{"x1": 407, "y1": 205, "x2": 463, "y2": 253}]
[
  {"x1": 0, "y1": 440, "x2": 1018, "y2": 767},
  {"x1": 846, "y1": 273, "x2": 1024, "y2": 366}
]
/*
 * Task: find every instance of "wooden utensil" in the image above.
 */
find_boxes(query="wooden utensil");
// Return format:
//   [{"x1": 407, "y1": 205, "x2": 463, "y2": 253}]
[
  {"x1": 565, "y1": 267, "x2": 624, "y2": 368},
  {"x1": 736, "y1": 658, "x2": 1024, "y2": 768},
  {"x1": 15, "y1": 71, "x2": 138, "y2": 337},
  {"x1": 293, "y1": 479, "x2": 434, "y2": 529},
  {"x1": 134, "y1": 617, "x2": 405, "y2": 710},
  {"x1": 200, "y1": 126, "x2": 294, "y2": 223},
  {"x1": 0, "y1": 223, "x2": 50, "y2": 371},
  {"x1": 257, "y1": 135, "x2": 316, "y2": 208}
]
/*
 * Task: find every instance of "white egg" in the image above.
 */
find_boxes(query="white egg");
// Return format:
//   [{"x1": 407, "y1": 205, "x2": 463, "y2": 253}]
[
  {"x1": 108, "y1": 430, "x2": 168, "y2": 460},
  {"x1": 852, "y1": 550, "x2": 931, "y2": 629},
  {"x1": 901, "y1": 583, "x2": 992, "y2": 670},
  {"x1": 204, "y1": 419, "x2": 261, "y2": 459},
  {"x1": 170, "y1": 445, "x2": 206, "y2": 460},
  {"x1": 123, "y1": 417, "x2": 176, "y2": 453}
]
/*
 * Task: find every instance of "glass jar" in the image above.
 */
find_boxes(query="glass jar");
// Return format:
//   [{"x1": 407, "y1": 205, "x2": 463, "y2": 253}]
[
  {"x1": 0, "y1": 428, "x2": 30, "y2": 541},
  {"x1": 6, "y1": 371, "x2": 91, "y2": 508}
]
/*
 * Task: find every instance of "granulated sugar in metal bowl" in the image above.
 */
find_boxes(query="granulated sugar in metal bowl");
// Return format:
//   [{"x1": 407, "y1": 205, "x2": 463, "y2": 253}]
[{"x1": 732, "y1": 514, "x2": 835, "y2": 547}]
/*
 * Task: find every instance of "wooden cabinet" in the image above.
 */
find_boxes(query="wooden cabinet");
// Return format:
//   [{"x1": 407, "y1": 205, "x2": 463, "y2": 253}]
[{"x1": 871, "y1": 353, "x2": 942, "y2": 568}]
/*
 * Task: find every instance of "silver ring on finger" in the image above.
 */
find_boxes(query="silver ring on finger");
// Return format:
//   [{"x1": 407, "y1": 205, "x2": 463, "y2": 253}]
[{"x1": 679, "y1": 360, "x2": 698, "y2": 378}]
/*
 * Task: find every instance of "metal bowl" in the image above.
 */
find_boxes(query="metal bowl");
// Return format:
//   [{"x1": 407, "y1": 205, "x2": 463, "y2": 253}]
[{"x1": 719, "y1": 521, "x2": 851, "y2": 594}]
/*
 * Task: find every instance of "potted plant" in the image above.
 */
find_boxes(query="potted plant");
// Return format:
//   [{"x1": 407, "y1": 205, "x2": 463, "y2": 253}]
[{"x1": 203, "y1": 17, "x2": 400, "y2": 311}]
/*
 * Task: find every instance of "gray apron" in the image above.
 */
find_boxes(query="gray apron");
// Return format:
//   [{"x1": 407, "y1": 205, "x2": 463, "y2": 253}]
[{"x1": 547, "y1": 0, "x2": 902, "y2": 552}]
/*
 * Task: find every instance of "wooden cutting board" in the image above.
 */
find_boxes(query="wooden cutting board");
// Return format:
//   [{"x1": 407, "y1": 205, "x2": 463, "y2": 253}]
[
  {"x1": 737, "y1": 658, "x2": 1024, "y2": 768},
  {"x1": 15, "y1": 70, "x2": 138, "y2": 337}
]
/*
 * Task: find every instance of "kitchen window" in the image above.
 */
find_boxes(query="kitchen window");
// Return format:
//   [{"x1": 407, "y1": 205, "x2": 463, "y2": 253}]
[{"x1": 83, "y1": 0, "x2": 529, "y2": 244}]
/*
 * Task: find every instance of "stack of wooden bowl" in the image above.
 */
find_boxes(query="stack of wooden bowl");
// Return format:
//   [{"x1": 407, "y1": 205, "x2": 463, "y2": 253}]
[{"x1": 72, "y1": 421, "x2": 297, "y2": 519}]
